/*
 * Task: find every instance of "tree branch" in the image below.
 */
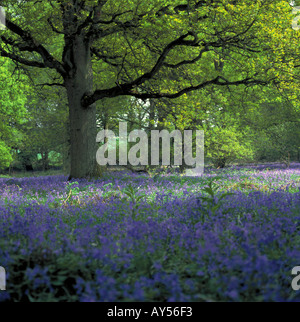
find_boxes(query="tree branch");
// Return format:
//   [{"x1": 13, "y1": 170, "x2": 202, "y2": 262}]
[
  {"x1": 90, "y1": 47, "x2": 122, "y2": 66},
  {"x1": 3, "y1": 17, "x2": 66, "y2": 76},
  {"x1": 125, "y1": 32, "x2": 199, "y2": 86},
  {"x1": 125, "y1": 77, "x2": 269, "y2": 100},
  {"x1": 36, "y1": 82, "x2": 65, "y2": 88},
  {"x1": 163, "y1": 45, "x2": 209, "y2": 68},
  {"x1": 82, "y1": 74, "x2": 270, "y2": 107},
  {"x1": 47, "y1": 17, "x2": 65, "y2": 35},
  {"x1": 82, "y1": 32, "x2": 201, "y2": 106},
  {"x1": 0, "y1": 48, "x2": 46, "y2": 68}
]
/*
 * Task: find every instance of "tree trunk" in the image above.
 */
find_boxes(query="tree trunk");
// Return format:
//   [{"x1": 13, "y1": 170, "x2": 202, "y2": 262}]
[
  {"x1": 64, "y1": 36, "x2": 98, "y2": 179},
  {"x1": 41, "y1": 151, "x2": 50, "y2": 171},
  {"x1": 215, "y1": 157, "x2": 226, "y2": 169}
]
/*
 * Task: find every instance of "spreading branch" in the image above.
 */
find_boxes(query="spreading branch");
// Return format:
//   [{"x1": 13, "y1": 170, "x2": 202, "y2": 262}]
[
  {"x1": 1, "y1": 16, "x2": 66, "y2": 76},
  {"x1": 82, "y1": 73, "x2": 270, "y2": 107},
  {"x1": 163, "y1": 45, "x2": 209, "y2": 69},
  {"x1": 36, "y1": 82, "x2": 65, "y2": 88},
  {"x1": 0, "y1": 48, "x2": 46, "y2": 68},
  {"x1": 82, "y1": 31, "x2": 201, "y2": 106}
]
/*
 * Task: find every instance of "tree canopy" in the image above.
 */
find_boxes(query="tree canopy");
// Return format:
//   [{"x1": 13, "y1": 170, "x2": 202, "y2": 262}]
[{"x1": 0, "y1": 0, "x2": 299, "y2": 176}]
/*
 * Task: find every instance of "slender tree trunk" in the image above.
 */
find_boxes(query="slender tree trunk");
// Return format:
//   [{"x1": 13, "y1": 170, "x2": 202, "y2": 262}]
[
  {"x1": 41, "y1": 151, "x2": 50, "y2": 171},
  {"x1": 64, "y1": 36, "x2": 98, "y2": 179}
]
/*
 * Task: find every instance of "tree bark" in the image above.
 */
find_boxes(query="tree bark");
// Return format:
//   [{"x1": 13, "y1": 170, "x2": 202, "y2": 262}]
[
  {"x1": 64, "y1": 36, "x2": 98, "y2": 179},
  {"x1": 41, "y1": 151, "x2": 50, "y2": 171}
]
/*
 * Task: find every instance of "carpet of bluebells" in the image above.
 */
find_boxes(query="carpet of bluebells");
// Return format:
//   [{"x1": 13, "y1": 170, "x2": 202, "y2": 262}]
[{"x1": 0, "y1": 163, "x2": 300, "y2": 302}]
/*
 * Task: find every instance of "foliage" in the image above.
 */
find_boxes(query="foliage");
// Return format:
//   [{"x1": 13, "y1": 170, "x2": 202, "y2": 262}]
[
  {"x1": 199, "y1": 179, "x2": 235, "y2": 220},
  {"x1": 0, "y1": 58, "x2": 28, "y2": 170}
]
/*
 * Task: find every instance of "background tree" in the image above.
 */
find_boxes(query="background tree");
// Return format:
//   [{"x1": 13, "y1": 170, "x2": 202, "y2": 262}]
[
  {"x1": 20, "y1": 89, "x2": 69, "y2": 172},
  {"x1": 0, "y1": 57, "x2": 27, "y2": 171}
]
